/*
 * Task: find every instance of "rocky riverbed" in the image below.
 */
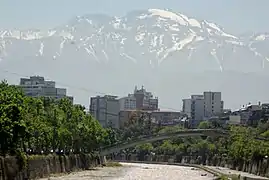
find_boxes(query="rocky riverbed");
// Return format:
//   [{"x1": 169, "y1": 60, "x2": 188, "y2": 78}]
[{"x1": 41, "y1": 163, "x2": 215, "y2": 180}]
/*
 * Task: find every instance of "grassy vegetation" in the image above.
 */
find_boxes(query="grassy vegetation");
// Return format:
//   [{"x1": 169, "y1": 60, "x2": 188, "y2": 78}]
[
  {"x1": 218, "y1": 174, "x2": 240, "y2": 180},
  {"x1": 104, "y1": 161, "x2": 123, "y2": 167}
]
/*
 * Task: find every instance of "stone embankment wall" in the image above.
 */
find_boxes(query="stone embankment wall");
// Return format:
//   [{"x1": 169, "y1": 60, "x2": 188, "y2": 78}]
[
  {"x1": 0, "y1": 154, "x2": 100, "y2": 180},
  {"x1": 111, "y1": 154, "x2": 269, "y2": 178}
]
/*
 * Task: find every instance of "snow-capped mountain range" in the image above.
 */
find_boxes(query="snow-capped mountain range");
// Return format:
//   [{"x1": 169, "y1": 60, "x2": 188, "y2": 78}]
[
  {"x1": 1, "y1": 9, "x2": 269, "y2": 72},
  {"x1": 0, "y1": 9, "x2": 269, "y2": 109}
]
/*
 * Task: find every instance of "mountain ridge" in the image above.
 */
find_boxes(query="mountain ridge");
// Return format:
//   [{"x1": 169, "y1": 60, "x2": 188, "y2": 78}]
[
  {"x1": 0, "y1": 9, "x2": 268, "y2": 72},
  {"x1": 0, "y1": 8, "x2": 269, "y2": 109}
]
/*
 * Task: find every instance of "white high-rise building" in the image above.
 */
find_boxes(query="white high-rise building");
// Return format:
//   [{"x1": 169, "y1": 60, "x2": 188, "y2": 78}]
[
  {"x1": 182, "y1": 95, "x2": 205, "y2": 127},
  {"x1": 203, "y1": 91, "x2": 224, "y2": 118},
  {"x1": 182, "y1": 92, "x2": 224, "y2": 127},
  {"x1": 18, "y1": 76, "x2": 73, "y2": 103}
]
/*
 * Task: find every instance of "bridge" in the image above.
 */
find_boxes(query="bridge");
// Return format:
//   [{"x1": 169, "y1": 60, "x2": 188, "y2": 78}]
[{"x1": 100, "y1": 129, "x2": 228, "y2": 156}]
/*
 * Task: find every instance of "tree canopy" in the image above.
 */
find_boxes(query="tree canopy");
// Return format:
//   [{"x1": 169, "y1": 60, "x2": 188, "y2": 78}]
[
  {"x1": 0, "y1": 81, "x2": 109, "y2": 156},
  {"x1": 112, "y1": 118, "x2": 269, "y2": 163}
]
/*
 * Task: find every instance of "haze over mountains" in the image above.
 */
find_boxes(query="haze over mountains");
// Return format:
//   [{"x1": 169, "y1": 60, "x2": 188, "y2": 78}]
[{"x1": 0, "y1": 9, "x2": 269, "y2": 110}]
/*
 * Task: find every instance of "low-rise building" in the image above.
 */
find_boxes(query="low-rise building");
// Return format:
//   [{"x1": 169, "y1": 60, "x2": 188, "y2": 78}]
[
  {"x1": 119, "y1": 110, "x2": 144, "y2": 128},
  {"x1": 261, "y1": 103, "x2": 269, "y2": 122},
  {"x1": 151, "y1": 111, "x2": 182, "y2": 125},
  {"x1": 232, "y1": 104, "x2": 262, "y2": 126},
  {"x1": 118, "y1": 109, "x2": 183, "y2": 129},
  {"x1": 228, "y1": 115, "x2": 241, "y2": 125}
]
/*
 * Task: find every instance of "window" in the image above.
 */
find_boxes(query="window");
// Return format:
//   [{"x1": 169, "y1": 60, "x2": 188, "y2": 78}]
[{"x1": 163, "y1": 112, "x2": 169, "y2": 116}]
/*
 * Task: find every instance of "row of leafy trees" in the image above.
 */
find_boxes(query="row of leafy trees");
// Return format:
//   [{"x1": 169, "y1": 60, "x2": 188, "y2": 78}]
[
  {"x1": 112, "y1": 114, "x2": 269, "y2": 163},
  {"x1": 0, "y1": 81, "x2": 113, "y2": 156}
]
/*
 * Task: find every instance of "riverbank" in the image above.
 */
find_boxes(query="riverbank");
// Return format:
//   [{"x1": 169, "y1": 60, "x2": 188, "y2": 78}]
[
  {"x1": 0, "y1": 154, "x2": 100, "y2": 180},
  {"x1": 1, "y1": 154, "x2": 268, "y2": 180}
]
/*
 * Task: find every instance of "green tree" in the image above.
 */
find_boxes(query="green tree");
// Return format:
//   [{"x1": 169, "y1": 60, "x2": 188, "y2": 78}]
[
  {"x1": 0, "y1": 81, "x2": 109, "y2": 156},
  {"x1": 0, "y1": 81, "x2": 27, "y2": 155},
  {"x1": 198, "y1": 121, "x2": 212, "y2": 129}
]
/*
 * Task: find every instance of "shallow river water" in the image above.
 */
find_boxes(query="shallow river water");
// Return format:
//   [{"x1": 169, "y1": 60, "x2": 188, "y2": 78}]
[{"x1": 43, "y1": 163, "x2": 215, "y2": 180}]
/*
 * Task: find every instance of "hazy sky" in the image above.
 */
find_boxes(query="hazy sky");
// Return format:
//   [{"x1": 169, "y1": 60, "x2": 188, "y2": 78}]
[{"x1": 0, "y1": 0, "x2": 268, "y2": 34}]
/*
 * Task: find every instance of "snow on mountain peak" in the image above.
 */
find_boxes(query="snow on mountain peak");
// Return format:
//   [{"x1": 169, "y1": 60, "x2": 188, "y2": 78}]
[
  {"x1": 147, "y1": 8, "x2": 201, "y2": 28},
  {"x1": 254, "y1": 34, "x2": 269, "y2": 41},
  {"x1": 203, "y1": 20, "x2": 238, "y2": 39}
]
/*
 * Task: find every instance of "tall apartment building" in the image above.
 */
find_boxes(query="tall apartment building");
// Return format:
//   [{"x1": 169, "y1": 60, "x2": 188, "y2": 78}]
[
  {"x1": 182, "y1": 95, "x2": 205, "y2": 127},
  {"x1": 18, "y1": 76, "x2": 73, "y2": 103},
  {"x1": 182, "y1": 92, "x2": 224, "y2": 127},
  {"x1": 119, "y1": 94, "x2": 136, "y2": 111},
  {"x1": 203, "y1": 91, "x2": 224, "y2": 118},
  {"x1": 90, "y1": 95, "x2": 120, "y2": 129},
  {"x1": 133, "y1": 86, "x2": 158, "y2": 111}
]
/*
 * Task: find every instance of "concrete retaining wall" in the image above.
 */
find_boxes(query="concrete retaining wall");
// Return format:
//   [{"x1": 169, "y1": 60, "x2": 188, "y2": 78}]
[{"x1": 0, "y1": 154, "x2": 100, "y2": 180}]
